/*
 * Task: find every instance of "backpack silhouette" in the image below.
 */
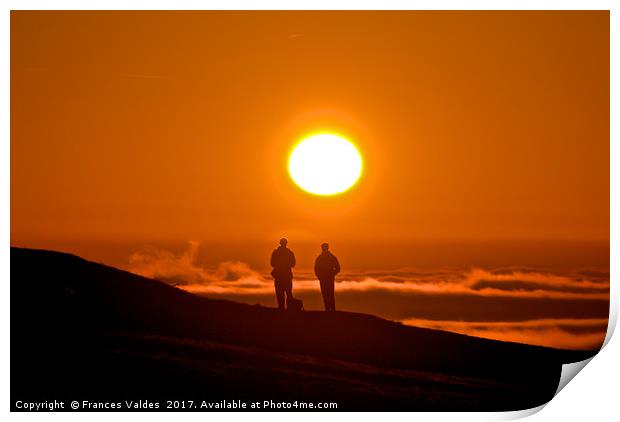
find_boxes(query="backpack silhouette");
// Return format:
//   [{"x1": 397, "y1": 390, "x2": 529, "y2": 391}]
[{"x1": 287, "y1": 296, "x2": 304, "y2": 312}]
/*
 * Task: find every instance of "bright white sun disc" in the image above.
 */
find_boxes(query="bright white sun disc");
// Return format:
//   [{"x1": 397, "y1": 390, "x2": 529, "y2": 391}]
[{"x1": 288, "y1": 134, "x2": 363, "y2": 195}]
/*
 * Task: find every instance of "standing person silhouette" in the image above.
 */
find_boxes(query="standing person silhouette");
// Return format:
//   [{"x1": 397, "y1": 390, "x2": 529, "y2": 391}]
[
  {"x1": 270, "y1": 238, "x2": 296, "y2": 310},
  {"x1": 314, "y1": 243, "x2": 340, "y2": 312}
]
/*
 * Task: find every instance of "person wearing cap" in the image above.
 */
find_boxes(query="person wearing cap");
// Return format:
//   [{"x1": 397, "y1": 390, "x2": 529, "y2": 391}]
[
  {"x1": 270, "y1": 238, "x2": 296, "y2": 310},
  {"x1": 314, "y1": 242, "x2": 340, "y2": 312}
]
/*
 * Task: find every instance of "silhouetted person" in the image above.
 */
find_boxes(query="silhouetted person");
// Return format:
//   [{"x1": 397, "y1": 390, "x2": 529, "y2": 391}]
[
  {"x1": 314, "y1": 242, "x2": 340, "y2": 312},
  {"x1": 270, "y1": 238, "x2": 296, "y2": 310}
]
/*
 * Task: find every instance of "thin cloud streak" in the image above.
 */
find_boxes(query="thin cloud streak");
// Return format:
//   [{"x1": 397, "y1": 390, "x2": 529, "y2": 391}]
[
  {"x1": 126, "y1": 242, "x2": 609, "y2": 301},
  {"x1": 400, "y1": 318, "x2": 608, "y2": 350}
]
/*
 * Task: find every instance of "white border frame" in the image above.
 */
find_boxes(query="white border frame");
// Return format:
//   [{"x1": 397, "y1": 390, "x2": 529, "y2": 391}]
[{"x1": 2, "y1": 2, "x2": 617, "y2": 421}]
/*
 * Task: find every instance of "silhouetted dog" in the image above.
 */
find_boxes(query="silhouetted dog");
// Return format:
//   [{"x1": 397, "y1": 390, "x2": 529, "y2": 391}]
[{"x1": 287, "y1": 297, "x2": 304, "y2": 312}]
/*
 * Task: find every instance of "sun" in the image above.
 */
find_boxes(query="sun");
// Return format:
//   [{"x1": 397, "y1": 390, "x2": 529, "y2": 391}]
[{"x1": 288, "y1": 133, "x2": 363, "y2": 196}]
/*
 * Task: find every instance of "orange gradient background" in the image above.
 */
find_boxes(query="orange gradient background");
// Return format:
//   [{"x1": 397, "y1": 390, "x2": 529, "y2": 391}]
[{"x1": 11, "y1": 11, "x2": 610, "y2": 349}]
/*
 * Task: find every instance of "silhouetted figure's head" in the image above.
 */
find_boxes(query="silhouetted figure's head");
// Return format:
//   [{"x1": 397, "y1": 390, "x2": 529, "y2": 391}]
[
  {"x1": 321, "y1": 242, "x2": 329, "y2": 252},
  {"x1": 279, "y1": 238, "x2": 288, "y2": 247}
]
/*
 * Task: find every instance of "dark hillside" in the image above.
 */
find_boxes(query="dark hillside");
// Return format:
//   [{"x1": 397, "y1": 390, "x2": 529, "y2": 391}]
[{"x1": 10, "y1": 247, "x2": 594, "y2": 411}]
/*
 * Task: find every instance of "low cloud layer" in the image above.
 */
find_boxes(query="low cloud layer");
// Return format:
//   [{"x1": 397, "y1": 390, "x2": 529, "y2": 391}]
[
  {"x1": 400, "y1": 318, "x2": 608, "y2": 350},
  {"x1": 128, "y1": 241, "x2": 266, "y2": 291},
  {"x1": 126, "y1": 242, "x2": 609, "y2": 350}
]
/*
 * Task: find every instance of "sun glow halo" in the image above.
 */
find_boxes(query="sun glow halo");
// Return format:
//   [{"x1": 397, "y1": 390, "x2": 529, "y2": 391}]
[{"x1": 288, "y1": 133, "x2": 363, "y2": 196}]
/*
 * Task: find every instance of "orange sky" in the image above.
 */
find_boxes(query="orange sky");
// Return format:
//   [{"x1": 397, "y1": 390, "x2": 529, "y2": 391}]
[
  {"x1": 11, "y1": 11, "x2": 609, "y2": 246},
  {"x1": 10, "y1": 11, "x2": 610, "y2": 350}
]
